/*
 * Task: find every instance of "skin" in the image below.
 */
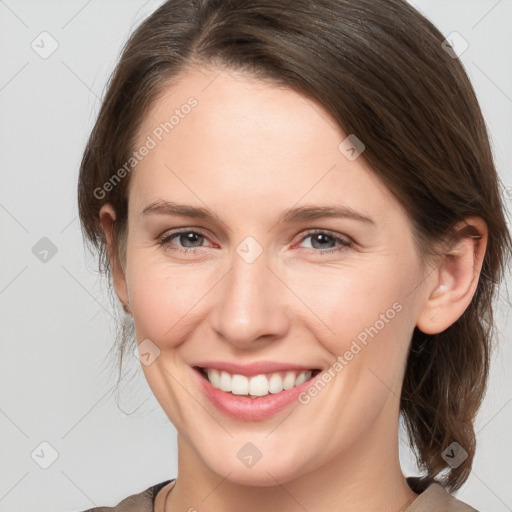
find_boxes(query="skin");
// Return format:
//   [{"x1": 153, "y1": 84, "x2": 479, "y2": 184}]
[{"x1": 99, "y1": 65, "x2": 488, "y2": 512}]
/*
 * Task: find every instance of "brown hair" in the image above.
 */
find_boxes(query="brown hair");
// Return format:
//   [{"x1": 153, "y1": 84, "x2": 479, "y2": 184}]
[{"x1": 77, "y1": 0, "x2": 511, "y2": 492}]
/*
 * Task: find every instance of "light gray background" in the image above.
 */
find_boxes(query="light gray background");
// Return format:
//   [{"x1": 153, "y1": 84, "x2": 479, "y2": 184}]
[{"x1": 0, "y1": 1, "x2": 511, "y2": 511}]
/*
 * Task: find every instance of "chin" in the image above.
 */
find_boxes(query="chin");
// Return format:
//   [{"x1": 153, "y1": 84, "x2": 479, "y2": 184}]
[{"x1": 200, "y1": 446, "x2": 312, "y2": 488}]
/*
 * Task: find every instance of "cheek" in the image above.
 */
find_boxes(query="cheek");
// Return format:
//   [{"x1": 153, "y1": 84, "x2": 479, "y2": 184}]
[
  {"x1": 289, "y1": 262, "x2": 413, "y2": 354},
  {"x1": 126, "y1": 257, "x2": 215, "y2": 347},
  {"x1": 287, "y1": 260, "x2": 420, "y2": 413}
]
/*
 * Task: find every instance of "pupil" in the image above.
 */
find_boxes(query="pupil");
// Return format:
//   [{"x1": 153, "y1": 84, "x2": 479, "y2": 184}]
[
  {"x1": 313, "y1": 233, "x2": 332, "y2": 248},
  {"x1": 182, "y1": 233, "x2": 200, "y2": 247}
]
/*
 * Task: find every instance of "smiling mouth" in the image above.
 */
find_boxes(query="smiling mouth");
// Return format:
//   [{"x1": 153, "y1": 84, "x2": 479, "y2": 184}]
[{"x1": 194, "y1": 366, "x2": 321, "y2": 398}]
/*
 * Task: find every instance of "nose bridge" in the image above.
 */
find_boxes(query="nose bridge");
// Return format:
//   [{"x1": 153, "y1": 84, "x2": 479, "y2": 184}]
[{"x1": 212, "y1": 236, "x2": 288, "y2": 346}]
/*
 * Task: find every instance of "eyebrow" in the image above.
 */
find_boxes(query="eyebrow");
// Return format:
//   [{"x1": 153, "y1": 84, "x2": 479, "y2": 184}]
[{"x1": 140, "y1": 200, "x2": 375, "y2": 226}]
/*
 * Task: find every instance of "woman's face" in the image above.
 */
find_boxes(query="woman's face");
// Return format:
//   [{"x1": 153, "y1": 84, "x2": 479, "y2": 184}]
[{"x1": 108, "y1": 66, "x2": 435, "y2": 485}]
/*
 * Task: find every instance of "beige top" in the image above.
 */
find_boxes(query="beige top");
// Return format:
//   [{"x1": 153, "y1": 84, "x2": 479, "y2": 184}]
[{"x1": 78, "y1": 476, "x2": 480, "y2": 511}]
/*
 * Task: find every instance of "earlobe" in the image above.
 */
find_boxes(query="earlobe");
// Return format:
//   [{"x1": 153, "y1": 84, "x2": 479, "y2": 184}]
[
  {"x1": 416, "y1": 217, "x2": 488, "y2": 335},
  {"x1": 99, "y1": 203, "x2": 130, "y2": 310}
]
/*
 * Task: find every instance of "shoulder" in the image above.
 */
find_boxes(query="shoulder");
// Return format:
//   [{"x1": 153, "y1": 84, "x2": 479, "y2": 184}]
[
  {"x1": 74, "y1": 479, "x2": 174, "y2": 512},
  {"x1": 406, "y1": 477, "x2": 481, "y2": 512}
]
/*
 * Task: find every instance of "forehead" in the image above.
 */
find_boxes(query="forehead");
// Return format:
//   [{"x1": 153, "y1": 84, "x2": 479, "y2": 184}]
[
  {"x1": 136, "y1": 66, "x2": 345, "y2": 156},
  {"x1": 128, "y1": 66, "x2": 402, "y2": 225}
]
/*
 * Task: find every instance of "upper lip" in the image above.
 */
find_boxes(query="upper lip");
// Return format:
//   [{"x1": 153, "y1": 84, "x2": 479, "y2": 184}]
[{"x1": 193, "y1": 361, "x2": 320, "y2": 377}]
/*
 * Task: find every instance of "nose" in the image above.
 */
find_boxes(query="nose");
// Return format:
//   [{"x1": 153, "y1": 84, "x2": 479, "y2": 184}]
[{"x1": 211, "y1": 246, "x2": 290, "y2": 350}]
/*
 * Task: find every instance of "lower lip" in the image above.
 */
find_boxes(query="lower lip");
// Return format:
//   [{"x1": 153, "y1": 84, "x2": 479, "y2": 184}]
[{"x1": 193, "y1": 368, "x2": 321, "y2": 421}]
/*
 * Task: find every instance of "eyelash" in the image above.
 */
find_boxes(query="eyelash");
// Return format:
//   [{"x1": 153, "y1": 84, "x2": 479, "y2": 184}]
[{"x1": 157, "y1": 229, "x2": 353, "y2": 255}]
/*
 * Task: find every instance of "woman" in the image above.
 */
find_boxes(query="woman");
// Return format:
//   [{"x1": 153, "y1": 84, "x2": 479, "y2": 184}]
[{"x1": 76, "y1": 0, "x2": 511, "y2": 510}]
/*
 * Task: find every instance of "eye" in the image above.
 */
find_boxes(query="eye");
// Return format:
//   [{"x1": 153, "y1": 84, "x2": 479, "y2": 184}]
[
  {"x1": 296, "y1": 230, "x2": 352, "y2": 254},
  {"x1": 157, "y1": 228, "x2": 353, "y2": 255},
  {"x1": 158, "y1": 229, "x2": 210, "y2": 253}
]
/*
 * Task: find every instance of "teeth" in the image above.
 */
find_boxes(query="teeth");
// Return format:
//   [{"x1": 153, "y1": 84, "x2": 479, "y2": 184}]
[
  {"x1": 268, "y1": 373, "x2": 283, "y2": 394},
  {"x1": 249, "y1": 374, "x2": 268, "y2": 396},
  {"x1": 283, "y1": 371, "x2": 296, "y2": 390},
  {"x1": 205, "y1": 368, "x2": 313, "y2": 397},
  {"x1": 219, "y1": 370, "x2": 232, "y2": 392},
  {"x1": 232, "y1": 374, "x2": 249, "y2": 395}
]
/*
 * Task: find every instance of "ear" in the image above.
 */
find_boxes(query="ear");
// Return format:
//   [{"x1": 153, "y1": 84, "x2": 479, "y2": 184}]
[
  {"x1": 416, "y1": 217, "x2": 488, "y2": 335},
  {"x1": 99, "y1": 203, "x2": 130, "y2": 313}
]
